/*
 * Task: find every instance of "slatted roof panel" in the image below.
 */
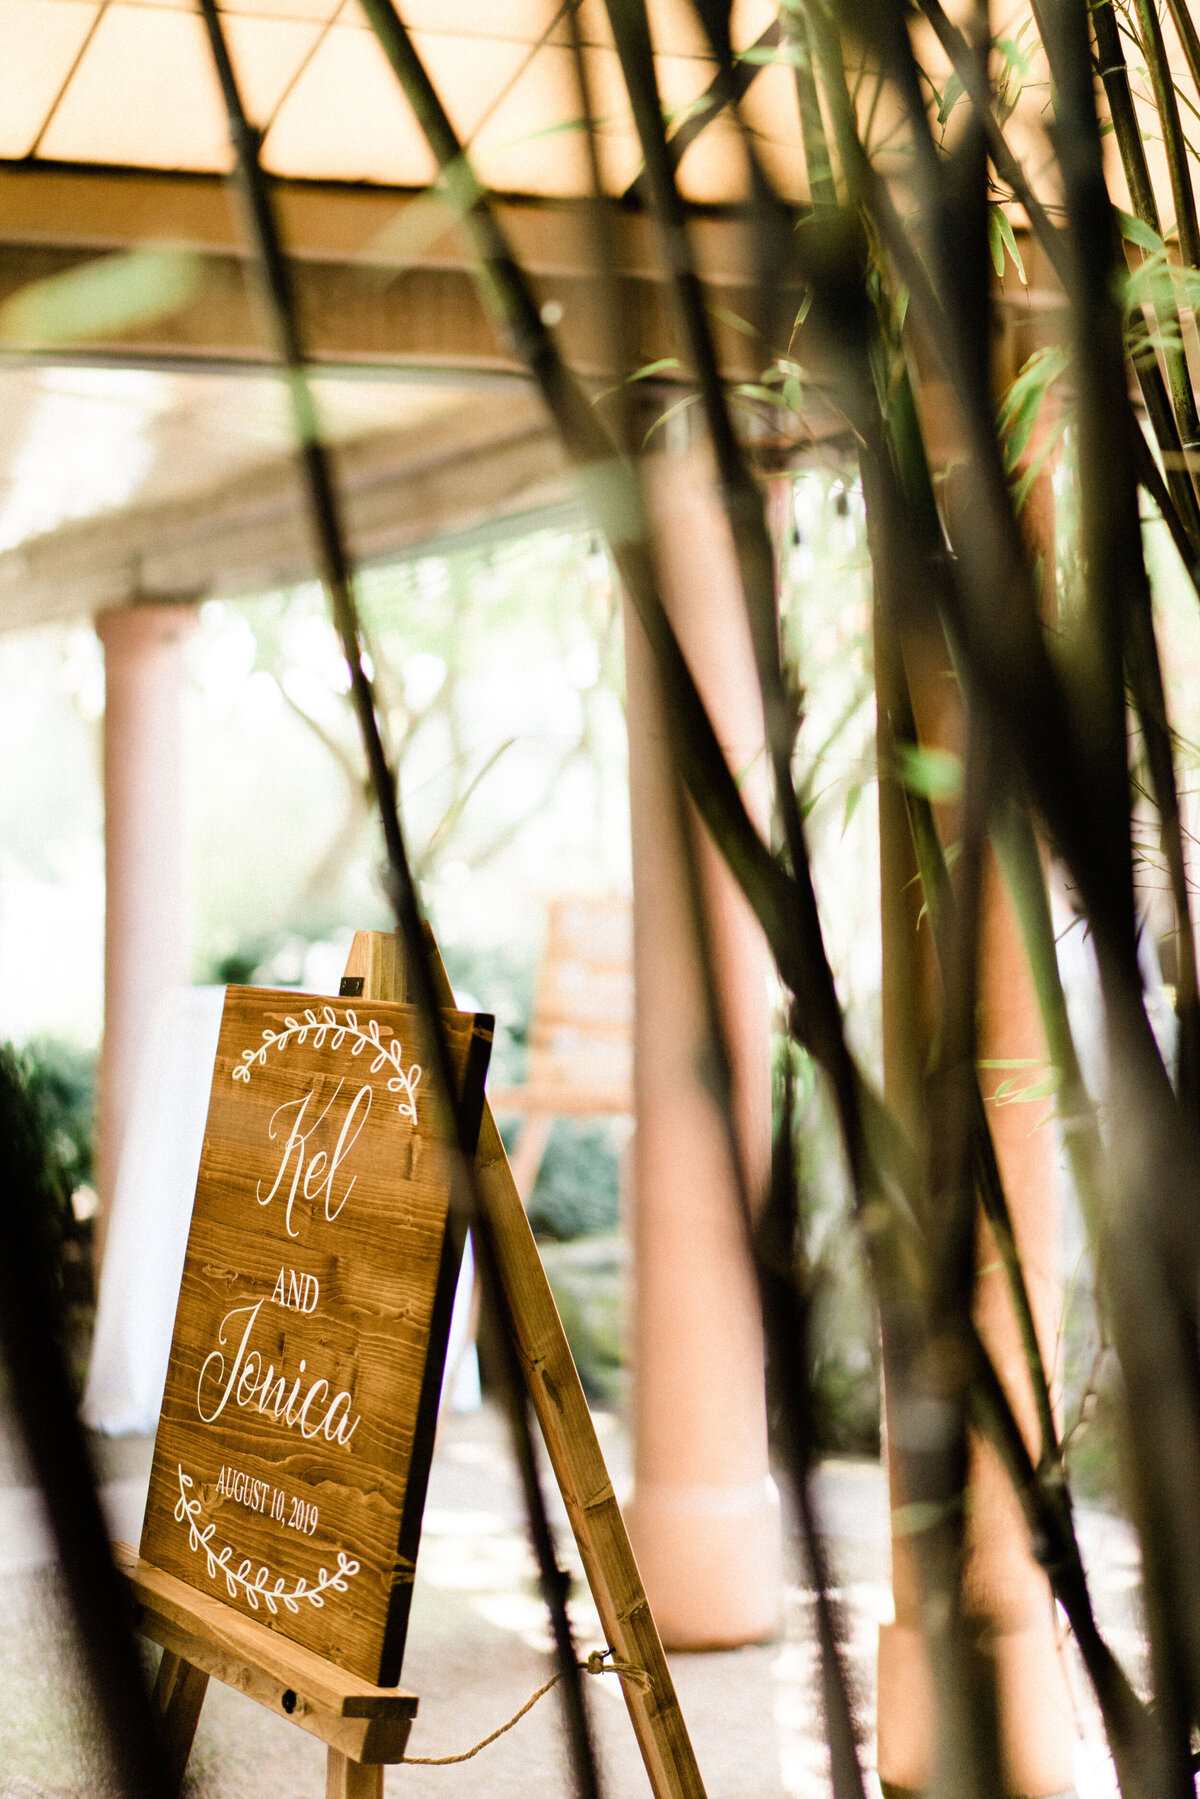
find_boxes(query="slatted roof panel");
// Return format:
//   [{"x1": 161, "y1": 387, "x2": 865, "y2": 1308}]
[
  {"x1": 0, "y1": 0, "x2": 1190, "y2": 606},
  {"x1": 0, "y1": 0, "x2": 800, "y2": 202}
]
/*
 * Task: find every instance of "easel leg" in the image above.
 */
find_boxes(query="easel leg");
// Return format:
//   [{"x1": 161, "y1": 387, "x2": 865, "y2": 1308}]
[
  {"x1": 326, "y1": 1750, "x2": 385, "y2": 1799},
  {"x1": 152, "y1": 1649, "x2": 209, "y2": 1794}
]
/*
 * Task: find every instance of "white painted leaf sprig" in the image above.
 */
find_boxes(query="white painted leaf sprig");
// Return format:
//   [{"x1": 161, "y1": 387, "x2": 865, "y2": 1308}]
[
  {"x1": 174, "y1": 1467, "x2": 359, "y2": 1614},
  {"x1": 231, "y1": 1003, "x2": 422, "y2": 1123}
]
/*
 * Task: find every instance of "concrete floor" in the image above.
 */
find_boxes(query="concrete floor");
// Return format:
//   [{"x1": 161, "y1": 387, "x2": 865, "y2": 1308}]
[{"x1": 0, "y1": 1401, "x2": 1142, "y2": 1799}]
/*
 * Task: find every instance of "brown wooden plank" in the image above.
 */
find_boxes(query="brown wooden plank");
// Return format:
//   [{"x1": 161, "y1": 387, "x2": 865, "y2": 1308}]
[
  {"x1": 356, "y1": 930, "x2": 708, "y2": 1799},
  {"x1": 344, "y1": 929, "x2": 404, "y2": 1000},
  {"x1": 151, "y1": 1649, "x2": 209, "y2": 1795},
  {"x1": 139, "y1": 1608, "x2": 413, "y2": 1763},
  {"x1": 326, "y1": 1750, "x2": 385, "y2": 1799},
  {"x1": 117, "y1": 1544, "x2": 419, "y2": 1720},
  {"x1": 117, "y1": 1544, "x2": 417, "y2": 1763},
  {"x1": 340, "y1": 930, "x2": 404, "y2": 1002}
]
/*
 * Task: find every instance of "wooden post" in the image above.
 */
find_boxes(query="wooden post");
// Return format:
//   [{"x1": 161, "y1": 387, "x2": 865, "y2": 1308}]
[
  {"x1": 151, "y1": 1649, "x2": 210, "y2": 1793},
  {"x1": 326, "y1": 1751, "x2": 384, "y2": 1799}
]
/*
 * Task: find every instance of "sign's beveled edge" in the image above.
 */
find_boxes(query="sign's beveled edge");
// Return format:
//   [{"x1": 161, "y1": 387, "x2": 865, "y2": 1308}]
[{"x1": 377, "y1": 1009, "x2": 494, "y2": 1685}]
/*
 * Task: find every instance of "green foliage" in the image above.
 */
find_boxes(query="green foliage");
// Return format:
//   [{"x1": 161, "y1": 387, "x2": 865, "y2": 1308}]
[
  {"x1": 809, "y1": 1317, "x2": 882, "y2": 1457},
  {"x1": 1059, "y1": 1238, "x2": 1124, "y2": 1508},
  {"x1": 0, "y1": 248, "x2": 203, "y2": 346},
  {"x1": 526, "y1": 1120, "x2": 622, "y2": 1242},
  {"x1": 995, "y1": 346, "x2": 1071, "y2": 512},
  {"x1": 895, "y1": 743, "x2": 964, "y2": 803},
  {"x1": 9, "y1": 1039, "x2": 95, "y2": 1240},
  {"x1": 996, "y1": 347, "x2": 1070, "y2": 471},
  {"x1": 0, "y1": 1039, "x2": 97, "y2": 1355},
  {"x1": 987, "y1": 204, "x2": 1026, "y2": 282},
  {"x1": 210, "y1": 942, "x2": 272, "y2": 986},
  {"x1": 191, "y1": 520, "x2": 626, "y2": 976},
  {"x1": 538, "y1": 1236, "x2": 626, "y2": 1404}
]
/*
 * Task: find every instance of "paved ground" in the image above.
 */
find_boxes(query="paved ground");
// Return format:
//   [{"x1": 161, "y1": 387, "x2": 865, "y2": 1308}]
[{"x1": 0, "y1": 1402, "x2": 1142, "y2": 1799}]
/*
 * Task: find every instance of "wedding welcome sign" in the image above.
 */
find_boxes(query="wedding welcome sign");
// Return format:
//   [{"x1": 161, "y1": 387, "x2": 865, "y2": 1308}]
[{"x1": 139, "y1": 985, "x2": 492, "y2": 1685}]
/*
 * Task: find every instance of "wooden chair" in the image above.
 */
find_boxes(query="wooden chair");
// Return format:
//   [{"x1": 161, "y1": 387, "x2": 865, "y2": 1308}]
[{"x1": 488, "y1": 895, "x2": 634, "y2": 1203}]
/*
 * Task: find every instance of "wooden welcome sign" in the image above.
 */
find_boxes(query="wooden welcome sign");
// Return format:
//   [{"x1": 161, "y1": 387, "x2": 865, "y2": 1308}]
[{"x1": 139, "y1": 983, "x2": 492, "y2": 1685}]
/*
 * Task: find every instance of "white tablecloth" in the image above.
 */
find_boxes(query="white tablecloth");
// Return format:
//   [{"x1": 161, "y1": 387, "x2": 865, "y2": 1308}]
[{"x1": 82, "y1": 984, "x2": 478, "y2": 1435}]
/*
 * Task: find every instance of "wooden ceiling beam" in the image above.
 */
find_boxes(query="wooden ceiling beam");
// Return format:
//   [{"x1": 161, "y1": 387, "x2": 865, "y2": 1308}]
[
  {"x1": 0, "y1": 160, "x2": 775, "y2": 380},
  {"x1": 0, "y1": 161, "x2": 755, "y2": 284}
]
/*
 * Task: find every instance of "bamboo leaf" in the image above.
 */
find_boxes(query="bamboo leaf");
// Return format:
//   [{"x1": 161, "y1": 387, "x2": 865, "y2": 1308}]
[
  {"x1": 0, "y1": 248, "x2": 203, "y2": 345},
  {"x1": 1116, "y1": 206, "x2": 1166, "y2": 252},
  {"x1": 736, "y1": 381, "x2": 791, "y2": 407},
  {"x1": 1011, "y1": 413, "x2": 1068, "y2": 510},
  {"x1": 996, "y1": 346, "x2": 1069, "y2": 470},
  {"x1": 707, "y1": 299, "x2": 760, "y2": 338},
  {"x1": 629, "y1": 357, "x2": 683, "y2": 381},
  {"x1": 995, "y1": 29, "x2": 1035, "y2": 78},
  {"x1": 738, "y1": 42, "x2": 804, "y2": 66},
  {"x1": 990, "y1": 205, "x2": 1026, "y2": 284},
  {"x1": 988, "y1": 206, "x2": 1006, "y2": 278},
  {"x1": 979, "y1": 1058, "x2": 1062, "y2": 1107},
  {"x1": 895, "y1": 743, "x2": 963, "y2": 800},
  {"x1": 642, "y1": 392, "x2": 699, "y2": 445},
  {"x1": 936, "y1": 68, "x2": 964, "y2": 124}
]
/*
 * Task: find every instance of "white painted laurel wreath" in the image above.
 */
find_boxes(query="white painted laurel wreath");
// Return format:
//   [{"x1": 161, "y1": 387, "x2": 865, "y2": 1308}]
[
  {"x1": 174, "y1": 1467, "x2": 359, "y2": 1615},
  {"x1": 231, "y1": 1004, "x2": 422, "y2": 1123}
]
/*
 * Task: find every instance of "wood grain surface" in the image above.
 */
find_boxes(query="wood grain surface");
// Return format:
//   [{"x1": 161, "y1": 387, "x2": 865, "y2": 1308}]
[
  {"x1": 140, "y1": 985, "x2": 491, "y2": 1685},
  {"x1": 115, "y1": 1542, "x2": 417, "y2": 1764}
]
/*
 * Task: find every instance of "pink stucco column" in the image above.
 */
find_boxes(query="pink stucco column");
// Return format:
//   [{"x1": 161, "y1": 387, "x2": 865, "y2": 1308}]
[
  {"x1": 94, "y1": 603, "x2": 196, "y2": 1266},
  {"x1": 876, "y1": 862, "x2": 1073, "y2": 1798},
  {"x1": 621, "y1": 445, "x2": 782, "y2": 1648},
  {"x1": 875, "y1": 599, "x2": 1072, "y2": 1792}
]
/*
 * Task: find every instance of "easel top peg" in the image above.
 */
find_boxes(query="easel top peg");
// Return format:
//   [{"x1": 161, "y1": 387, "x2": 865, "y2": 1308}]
[{"x1": 339, "y1": 930, "x2": 406, "y2": 1003}]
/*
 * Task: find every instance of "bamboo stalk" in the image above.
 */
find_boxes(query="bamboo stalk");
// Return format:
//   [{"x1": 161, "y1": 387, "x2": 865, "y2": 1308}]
[
  {"x1": 354, "y1": 0, "x2": 871, "y2": 1125},
  {"x1": 1006, "y1": 0, "x2": 1200, "y2": 1772},
  {"x1": 1131, "y1": 0, "x2": 1200, "y2": 269},
  {"x1": 917, "y1": 0, "x2": 1200, "y2": 556},
  {"x1": 667, "y1": 747, "x2": 869, "y2": 1799},
  {"x1": 1163, "y1": 0, "x2": 1200, "y2": 113},
  {"x1": 1123, "y1": 572, "x2": 1200, "y2": 1108},
  {"x1": 1089, "y1": 0, "x2": 1200, "y2": 489},
  {"x1": 0, "y1": 1054, "x2": 174, "y2": 1799},
  {"x1": 193, "y1": 12, "x2": 604, "y2": 1795},
  {"x1": 802, "y1": 7, "x2": 1180, "y2": 1777},
  {"x1": 782, "y1": 2, "x2": 841, "y2": 210},
  {"x1": 350, "y1": 5, "x2": 1200, "y2": 1786},
  {"x1": 602, "y1": 0, "x2": 814, "y2": 897}
]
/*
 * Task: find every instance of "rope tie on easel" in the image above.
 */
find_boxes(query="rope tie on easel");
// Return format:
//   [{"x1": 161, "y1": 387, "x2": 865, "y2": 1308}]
[{"x1": 400, "y1": 1648, "x2": 652, "y2": 1765}]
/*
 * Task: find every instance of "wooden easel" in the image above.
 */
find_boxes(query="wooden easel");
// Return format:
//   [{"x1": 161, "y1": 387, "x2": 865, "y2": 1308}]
[
  {"x1": 488, "y1": 894, "x2": 633, "y2": 1203},
  {"x1": 119, "y1": 929, "x2": 706, "y2": 1799}
]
